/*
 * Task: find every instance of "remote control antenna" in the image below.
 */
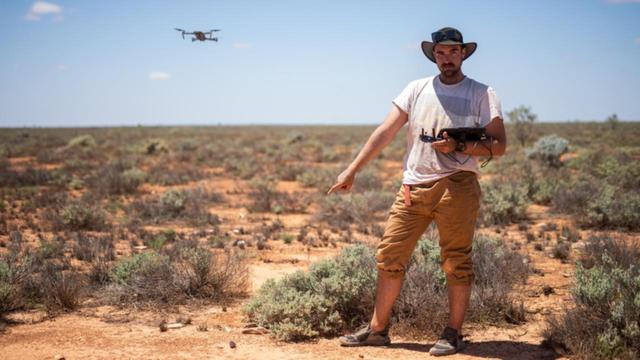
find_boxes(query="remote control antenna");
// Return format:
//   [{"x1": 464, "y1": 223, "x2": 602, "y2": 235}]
[{"x1": 432, "y1": 128, "x2": 436, "y2": 139}]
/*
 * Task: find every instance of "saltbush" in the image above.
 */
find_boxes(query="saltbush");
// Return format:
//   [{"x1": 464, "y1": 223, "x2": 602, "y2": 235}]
[
  {"x1": 480, "y1": 180, "x2": 530, "y2": 226},
  {"x1": 545, "y1": 235, "x2": 640, "y2": 359},
  {"x1": 246, "y1": 233, "x2": 529, "y2": 341},
  {"x1": 526, "y1": 134, "x2": 569, "y2": 168}
]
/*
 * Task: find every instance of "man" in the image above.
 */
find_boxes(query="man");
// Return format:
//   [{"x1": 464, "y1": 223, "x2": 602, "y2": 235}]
[{"x1": 328, "y1": 27, "x2": 506, "y2": 356}]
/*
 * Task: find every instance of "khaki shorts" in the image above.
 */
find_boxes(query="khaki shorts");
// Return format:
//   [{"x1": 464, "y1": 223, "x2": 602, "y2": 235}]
[{"x1": 375, "y1": 171, "x2": 481, "y2": 285}]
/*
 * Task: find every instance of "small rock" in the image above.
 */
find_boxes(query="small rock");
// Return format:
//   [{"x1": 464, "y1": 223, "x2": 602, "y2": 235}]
[
  {"x1": 133, "y1": 245, "x2": 147, "y2": 251},
  {"x1": 229, "y1": 341, "x2": 237, "y2": 349},
  {"x1": 237, "y1": 240, "x2": 246, "y2": 250},
  {"x1": 359, "y1": 355, "x2": 364, "y2": 359},
  {"x1": 222, "y1": 306, "x2": 227, "y2": 312},
  {"x1": 159, "y1": 321, "x2": 168, "y2": 332},
  {"x1": 166, "y1": 323, "x2": 185, "y2": 330},
  {"x1": 54, "y1": 355, "x2": 65, "y2": 360}
]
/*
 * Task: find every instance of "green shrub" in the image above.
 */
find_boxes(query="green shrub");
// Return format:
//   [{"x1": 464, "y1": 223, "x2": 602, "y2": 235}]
[
  {"x1": 245, "y1": 245, "x2": 377, "y2": 341},
  {"x1": 480, "y1": 180, "x2": 530, "y2": 226},
  {"x1": 526, "y1": 134, "x2": 569, "y2": 168},
  {"x1": 54, "y1": 200, "x2": 109, "y2": 231},
  {"x1": 130, "y1": 187, "x2": 222, "y2": 226},
  {"x1": 246, "y1": 234, "x2": 529, "y2": 341},
  {"x1": 297, "y1": 167, "x2": 337, "y2": 190},
  {"x1": 67, "y1": 134, "x2": 96, "y2": 149},
  {"x1": 108, "y1": 245, "x2": 248, "y2": 306},
  {"x1": 544, "y1": 235, "x2": 640, "y2": 359}
]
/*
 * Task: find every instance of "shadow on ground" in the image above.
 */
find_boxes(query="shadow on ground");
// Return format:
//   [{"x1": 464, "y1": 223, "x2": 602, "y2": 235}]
[{"x1": 388, "y1": 340, "x2": 560, "y2": 359}]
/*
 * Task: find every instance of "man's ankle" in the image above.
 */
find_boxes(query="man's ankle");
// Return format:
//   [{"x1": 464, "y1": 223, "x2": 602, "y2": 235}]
[{"x1": 369, "y1": 321, "x2": 388, "y2": 333}]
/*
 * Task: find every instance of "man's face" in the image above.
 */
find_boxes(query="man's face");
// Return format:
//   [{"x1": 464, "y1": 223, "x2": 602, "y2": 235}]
[{"x1": 434, "y1": 44, "x2": 466, "y2": 77}]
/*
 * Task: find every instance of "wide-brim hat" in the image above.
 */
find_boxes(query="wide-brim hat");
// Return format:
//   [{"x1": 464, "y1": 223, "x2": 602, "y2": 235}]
[{"x1": 421, "y1": 27, "x2": 477, "y2": 63}]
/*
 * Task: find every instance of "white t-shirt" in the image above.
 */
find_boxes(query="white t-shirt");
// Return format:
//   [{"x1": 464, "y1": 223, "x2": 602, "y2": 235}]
[{"x1": 392, "y1": 75, "x2": 502, "y2": 184}]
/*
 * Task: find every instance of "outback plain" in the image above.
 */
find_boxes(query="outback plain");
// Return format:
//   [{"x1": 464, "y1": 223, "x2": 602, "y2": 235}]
[{"x1": 0, "y1": 120, "x2": 639, "y2": 359}]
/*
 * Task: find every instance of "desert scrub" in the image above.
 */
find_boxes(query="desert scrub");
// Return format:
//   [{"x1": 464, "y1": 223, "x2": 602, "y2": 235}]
[
  {"x1": 67, "y1": 134, "x2": 96, "y2": 150},
  {"x1": 479, "y1": 179, "x2": 529, "y2": 226},
  {"x1": 48, "y1": 199, "x2": 110, "y2": 231},
  {"x1": 106, "y1": 244, "x2": 248, "y2": 306},
  {"x1": 245, "y1": 234, "x2": 529, "y2": 341},
  {"x1": 526, "y1": 134, "x2": 569, "y2": 168},
  {"x1": 313, "y1": 191, "x2": 394, "y2": 230},
  {"x1": 544, "y1": 235, "x2": 640, "y2": 359},
  {"x1": 395, "y1": 233, "x2": 530, "y2": 334},
  {"x1": 247, "y1": 179, "x2": 309, "y2": 214},
  {"x1": 88, "y1": 161, "x2": 146, "y2": 196},
  {"x1": 130, "y1": 187, "x2": 222, "y2": 226},
  {"x1": 244, "y1": 245, "x2": 377, "y2": 341}
]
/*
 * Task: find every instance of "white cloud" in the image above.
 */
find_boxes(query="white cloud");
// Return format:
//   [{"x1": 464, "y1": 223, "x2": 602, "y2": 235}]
[
  {"x1": 606, "y1": 0, "x2": 640, "y2": 3},
  {"x1": 56, "y1": 64, "x2": 69, "y2": 71},
  {"x1": 149, "y1": 71, "x2": 171, "y2": 81},
  {"x1": 232, "y1": 42, "x2": 251, "y2": 49},
  {"x1": 25, "y1": 1, "x2": 62, "y2": 21}
]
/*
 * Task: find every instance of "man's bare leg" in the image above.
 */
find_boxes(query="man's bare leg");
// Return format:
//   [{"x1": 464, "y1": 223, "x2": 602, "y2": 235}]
[
  {"x1": 370, "y1": 272, "x2": 404, "y2": 332},
  {"x1": 446, "y1": 284, "x2": 472, "y2": 332}
]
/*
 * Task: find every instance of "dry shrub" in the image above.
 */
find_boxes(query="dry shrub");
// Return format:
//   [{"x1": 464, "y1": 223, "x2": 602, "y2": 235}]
[
  {"x1": 313, "y1": 191, "x2": 394, "y2": 230},
  {"x1": 395, "y1": 233, "x2": 530, "y2": 334},
  {"x1": 246, "y1": 233, "x2": 529, "y2": 341},
  {"x1": 106, "y1": 243, "x2": 248, "y2": 306},
  {"x1": 544, "y1": 235, "x2": 640, "y2": 359},
  {"x1": 130, "y1": 187, "x2": 222, "y2": 226},
  {"x1": 248, "y1": 179, "x2": 309, "y2": 214}
]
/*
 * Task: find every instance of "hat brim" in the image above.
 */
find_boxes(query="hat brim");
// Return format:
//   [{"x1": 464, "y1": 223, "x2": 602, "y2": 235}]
[{"x1": 421, "y1": 41, "x2": 477, "y2": 63}]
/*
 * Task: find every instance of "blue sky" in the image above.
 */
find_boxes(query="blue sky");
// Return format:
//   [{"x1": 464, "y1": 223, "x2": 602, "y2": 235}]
[{"x1": 0, "y1": 0, "x2": 639, "y2": 127}]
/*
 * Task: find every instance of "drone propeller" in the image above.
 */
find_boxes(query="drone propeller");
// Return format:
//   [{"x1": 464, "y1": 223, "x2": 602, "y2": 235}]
[
  {"x1": 210, "y1": 29, "x2": 221, "y2": 32},
  {"x1": 175, "y1": 28, "x2": 185, "y2": 32}
]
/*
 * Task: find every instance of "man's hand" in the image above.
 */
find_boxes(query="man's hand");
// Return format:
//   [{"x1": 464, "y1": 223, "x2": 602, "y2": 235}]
[
  {"x1": 431, "y1": 131, "x2": 457, "y2": 154},
  {"x1": 327, "y1": 168, "x2": 356, "y2": 194}
]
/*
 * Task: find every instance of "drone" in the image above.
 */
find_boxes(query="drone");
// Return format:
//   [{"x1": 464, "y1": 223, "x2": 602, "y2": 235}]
[{"x1": 175, "y1": 28, "x2": 221, "y2": 42}]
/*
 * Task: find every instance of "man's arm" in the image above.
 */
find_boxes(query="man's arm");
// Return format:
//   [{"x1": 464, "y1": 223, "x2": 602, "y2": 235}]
[
  {"x1": 431, "y1": 116, "x2": 507, "y2": 156},
  {"x1": 327, "y1": 105, "x2": 408, "y2": 194}
]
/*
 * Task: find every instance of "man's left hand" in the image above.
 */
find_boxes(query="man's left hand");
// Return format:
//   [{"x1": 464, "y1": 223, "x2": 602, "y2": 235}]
[{"x1": 431, "y1": 131, "x2": 457, "y2": 154}]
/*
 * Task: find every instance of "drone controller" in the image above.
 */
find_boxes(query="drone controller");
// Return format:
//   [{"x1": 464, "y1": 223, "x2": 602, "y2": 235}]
[{"x1": 419, "y1": 127, "x2": 487, "y2": 143}]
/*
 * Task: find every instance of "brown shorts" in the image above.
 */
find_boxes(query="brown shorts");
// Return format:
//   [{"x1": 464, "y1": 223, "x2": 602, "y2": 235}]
[{"x1": 375, "y1": 171, "x2": 481, "y2": 285}]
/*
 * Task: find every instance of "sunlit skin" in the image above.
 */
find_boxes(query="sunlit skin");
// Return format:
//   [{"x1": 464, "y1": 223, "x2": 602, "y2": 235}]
[{"x1": 433, "y1": 44, "x2": 467, "y2": 85}]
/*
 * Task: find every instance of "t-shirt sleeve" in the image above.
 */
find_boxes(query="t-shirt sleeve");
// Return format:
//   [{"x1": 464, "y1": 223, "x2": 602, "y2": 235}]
[
  {"x1": 392, "y1": 80, "x2": 418, "y2": 115},
  {"x1": 479, "y1": 87, "x2": 503, "y2": 127}
]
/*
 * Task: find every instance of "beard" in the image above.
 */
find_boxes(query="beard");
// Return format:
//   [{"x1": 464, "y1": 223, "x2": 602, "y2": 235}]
[{"x1": 439, "y1": 63, "x2": 461, "y2": 78}]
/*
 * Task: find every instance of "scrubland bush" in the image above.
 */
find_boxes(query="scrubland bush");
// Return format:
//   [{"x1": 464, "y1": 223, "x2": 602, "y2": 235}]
[
  {"x1": 248, "y1": 179, "x2": 309, "y2": 214},
  {"x1": 1, "y1": 244, "x2": 84, "y2": 316},
  {"x1": 0, "y1": 166, "x2": 52, "y2": 187},
  {"x1": 107, "y1": 244, "x2": 248, "y2": 306},
  {"x1": 142, "y1": 138, "x2": 169, "y2": 155},
  {"x1": 245, "y1": 245, "x2": 377, "y2": 341},
  {"x1": 526, "y1": 134, "x2": 569, "y2": 168},
  {"x1": 545, "y1": 235, "x2": 640, "y2": 359},
  {"x1": 147, "y1": 164, "x2": 204, "y2": 185},
  {"x1": 480, "y1": 180, "x2": 529, "y2": 226},
  {"x1": 88, "y1": 161, "x2": 146, "y2": 195},
  {"x1": 313, "y1": 191, "x2": 394, "y2": 230},
  {"x1": 67, "y1": 134, "x2": 96, "y2": 149},
  {"x1": 130, "y1": 187, "x2": 222, "y2": 225},
  {"x1": 49, "y1": 199, "x2": 110, "y2": 231},
  {"x1": 246, "y1": 234, "x2": 529, "y2": 341},
  {"x1": 297, "y1": 167, "x2": 337, "y2": 190},
  {"x1": 224, "y1": 156, "x2": 263, "y2": 180},
  {"x1": 554, "y1": 176, "x2": 640, "y2": 230}
]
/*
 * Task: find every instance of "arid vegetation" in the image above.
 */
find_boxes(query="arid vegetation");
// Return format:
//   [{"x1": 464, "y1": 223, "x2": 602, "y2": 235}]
[{"x1": 0, "y1": 121, "x2": 639, "y2": 359}]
